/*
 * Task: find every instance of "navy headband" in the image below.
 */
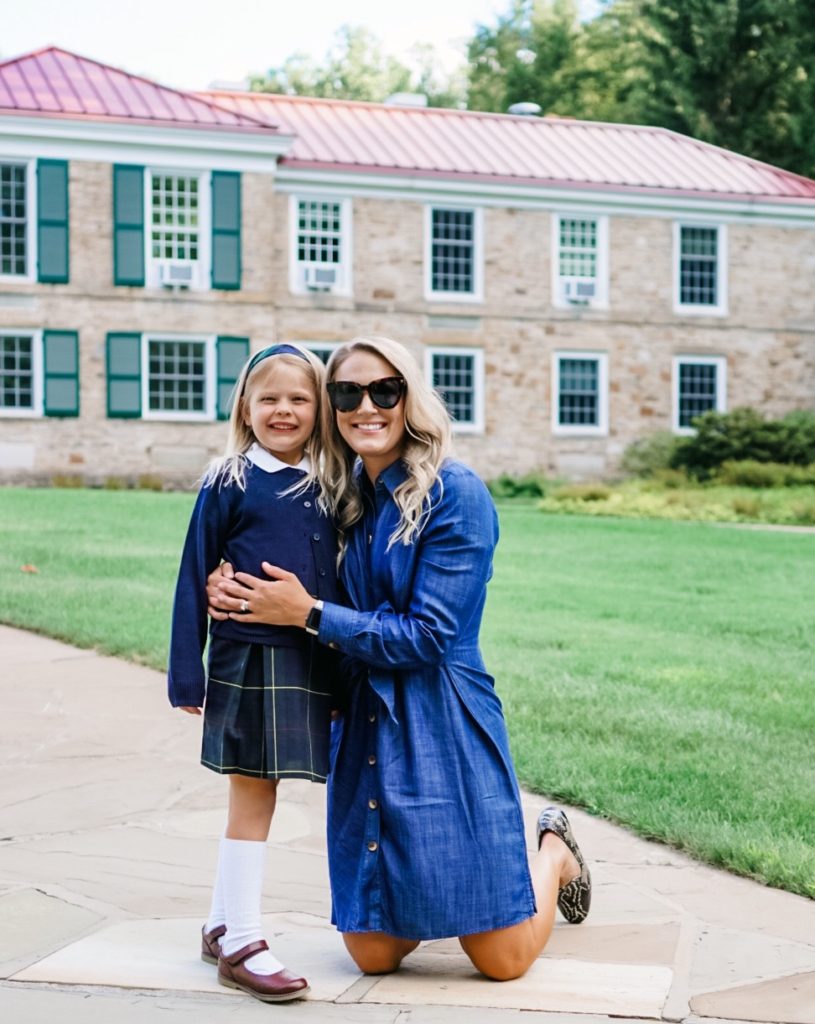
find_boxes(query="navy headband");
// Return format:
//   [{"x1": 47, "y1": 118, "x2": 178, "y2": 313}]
[{"x1": 245, "y1": 343, "x2": 310, "y2": 377}]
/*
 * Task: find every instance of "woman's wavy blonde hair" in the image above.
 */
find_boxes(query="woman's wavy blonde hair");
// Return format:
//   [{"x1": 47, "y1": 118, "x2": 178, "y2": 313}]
[
  {"x1": 202, "y1": 344, "x2": 330, "y2": 510},
  {"x1": 320, "y1": 336, "x2": 452, "y2": 551}
]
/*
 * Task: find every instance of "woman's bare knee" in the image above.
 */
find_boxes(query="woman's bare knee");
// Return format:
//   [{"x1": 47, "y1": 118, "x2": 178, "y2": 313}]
[
  {"x1": 342, "y1": 933, "x2": 418, "y2": 975},
  {"x1": 460, "y1": 932, "x2": 535, "y2": 982}
]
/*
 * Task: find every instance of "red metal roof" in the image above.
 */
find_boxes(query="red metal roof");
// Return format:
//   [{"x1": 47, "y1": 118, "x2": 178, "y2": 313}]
[
  {"x1": 0, "y1": 47, "x2": 276, "y2": 132},
  {"x1": 203, "y1": 91, "x2": 815, "y2": 202}
]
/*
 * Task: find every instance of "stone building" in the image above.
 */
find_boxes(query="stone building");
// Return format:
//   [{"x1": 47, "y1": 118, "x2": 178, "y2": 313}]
[{"x1": 2, "y1": 46, "x2": 814, "y2": 485}]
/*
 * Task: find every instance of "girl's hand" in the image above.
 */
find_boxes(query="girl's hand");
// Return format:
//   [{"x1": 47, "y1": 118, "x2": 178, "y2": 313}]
[
  {"x1": 179, "y1": 706, "x2": 202, "y2": 715},
  {"x1": 207, "y1": 562, "x2": 238, "y2": 620},
  {"x1": 216, "y1": 562, "x2": 315, "y2": 627}
]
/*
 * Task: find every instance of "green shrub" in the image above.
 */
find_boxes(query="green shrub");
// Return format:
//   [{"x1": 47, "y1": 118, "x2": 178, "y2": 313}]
[
  {"x1": 671, "y1": 408, "x2": 815, "y2": 479},
  {"x1": 621, "y1": 431, "x2": 682, "y2": 477},
  {"x1": 103, "y1": 476, "x2": 127, "y2": 490},
  {"x1": 790, "y1": 500, "x2": 815, "y2": 525},
  {"x1": 551, "y1": 482, "x2": 612, "y2": 502},
  {"x1": 731, "y1": 495, "x2": 762, "y2": 517},
  {"x1": 717, "y1": 460, "x2": 788, "y2": 488},
  {"x1": 51, "y1": 474, "x2": 84, "y2": 488},
  {"x1": 136, "y1": 473, "x2": 165, "y2": 492},
  {"x1": 487, "y1": 473, "x2": 547, "y2": 499}
]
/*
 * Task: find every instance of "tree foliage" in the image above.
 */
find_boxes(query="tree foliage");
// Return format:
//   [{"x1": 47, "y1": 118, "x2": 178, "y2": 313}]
[{"x1": 250, "y1": 25, "x2": 465, "y2": 107}]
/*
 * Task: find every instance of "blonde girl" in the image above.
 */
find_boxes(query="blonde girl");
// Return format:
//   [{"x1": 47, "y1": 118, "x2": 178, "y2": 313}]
[{"x1": 168, "y1": 343, "x2": 341, "y2": 1002}]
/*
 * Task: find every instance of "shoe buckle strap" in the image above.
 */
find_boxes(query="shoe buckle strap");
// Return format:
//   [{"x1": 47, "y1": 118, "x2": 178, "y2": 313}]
[
  {"x1": 225, "y1": 939, "x2": 269, "y2": 966},
  {"x1": 204, "y1": 924, "x2": 226, "y2": 941}
]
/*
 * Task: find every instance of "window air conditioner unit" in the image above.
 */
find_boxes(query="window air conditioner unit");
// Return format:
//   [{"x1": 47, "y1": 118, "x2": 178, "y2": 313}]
[
  {"x1": 303, "y1": 264, "x2": 338, "y2": 292},
  {"x1": 159, "y1": 261, "x2": 196, "y2": 288},
  {"x1": 561, "y1": 276, "x2": 596, "y2": 304}
]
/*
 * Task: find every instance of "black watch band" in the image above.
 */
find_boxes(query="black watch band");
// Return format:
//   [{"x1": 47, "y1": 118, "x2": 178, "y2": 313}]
[{"x1": 305, "y1": 600, "x2": 324, "y2": 636}]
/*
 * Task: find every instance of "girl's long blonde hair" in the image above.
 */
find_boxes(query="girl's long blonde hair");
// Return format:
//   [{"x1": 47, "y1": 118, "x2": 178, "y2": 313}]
[
  {"x1": 202, "y1": 344, "x2": 330, "y2": 511},
  {"x1": 320, "y1": 336, "x2": 452, "y2": 550}
]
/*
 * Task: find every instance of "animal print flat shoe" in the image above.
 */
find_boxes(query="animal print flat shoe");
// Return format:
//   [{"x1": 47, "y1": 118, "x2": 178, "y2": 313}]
[{"x1": 536, "y1": 806, "x2": 591, "y2": 924}]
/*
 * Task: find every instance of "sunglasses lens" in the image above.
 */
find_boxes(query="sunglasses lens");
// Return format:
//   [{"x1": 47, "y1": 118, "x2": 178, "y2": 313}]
[
  {"x1": 369, "y1": 378, "x2": 404, "y2": 409},
  {"x1": 328, "y1": 382, "x2": 363, "y2": 412}
]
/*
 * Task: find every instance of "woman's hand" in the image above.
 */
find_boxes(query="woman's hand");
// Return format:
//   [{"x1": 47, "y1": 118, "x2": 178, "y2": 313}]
[
  {"x1": 207, "y1": 562, "x2": 238, "y2": 620},
  {"x1": 215, "y1": 561, "x2": 316, "y2": 628},
  {"x1": 179, "y1": 706, "x2": 202, "y2": 716}
]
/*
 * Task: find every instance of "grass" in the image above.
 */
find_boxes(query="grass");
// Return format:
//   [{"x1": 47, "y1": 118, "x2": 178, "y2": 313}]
[{"x1": 1, "y1": 488, "x2": 813, "y2": 898}]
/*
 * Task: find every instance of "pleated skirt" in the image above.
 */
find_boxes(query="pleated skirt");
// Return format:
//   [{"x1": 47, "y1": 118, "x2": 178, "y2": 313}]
[{"x1": 201, "y1": 635, "x2": 333, "y2": 782}]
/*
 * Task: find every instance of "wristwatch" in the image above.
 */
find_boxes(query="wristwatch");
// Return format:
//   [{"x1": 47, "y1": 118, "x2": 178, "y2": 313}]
[{"x1": 305, "y1": 599, "x2": 324, "y2": 635}]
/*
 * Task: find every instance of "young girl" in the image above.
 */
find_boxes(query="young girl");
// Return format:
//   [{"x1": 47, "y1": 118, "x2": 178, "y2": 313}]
[{"x1": 167, "y1": 343, "x2": 340, "y2": 1003}]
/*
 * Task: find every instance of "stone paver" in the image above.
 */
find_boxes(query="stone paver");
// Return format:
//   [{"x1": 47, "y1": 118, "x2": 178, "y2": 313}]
[{"x1": 1, "y1": 624, "x2": 813, "y2": 1024}]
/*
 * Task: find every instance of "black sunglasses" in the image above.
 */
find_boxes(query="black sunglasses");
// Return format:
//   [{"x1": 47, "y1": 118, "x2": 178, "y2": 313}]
[{"x1": 327, "y1": 376, "x2": 406, "y2": 412}]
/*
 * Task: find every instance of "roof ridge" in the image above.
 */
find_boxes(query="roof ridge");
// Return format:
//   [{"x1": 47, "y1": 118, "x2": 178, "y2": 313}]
[{"x1": 0, "y1": 46, "x2": 278, "y2": 130}]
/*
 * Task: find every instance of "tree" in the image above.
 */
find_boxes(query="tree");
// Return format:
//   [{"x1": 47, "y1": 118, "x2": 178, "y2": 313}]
[{"x1": 250, "y1": 25, "x2": 466, "y2": 108}]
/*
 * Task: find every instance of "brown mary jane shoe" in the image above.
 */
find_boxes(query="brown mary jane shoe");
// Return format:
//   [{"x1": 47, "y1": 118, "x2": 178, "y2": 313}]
[
  {"x1": 201, "y1": 923, "x2": 226, "y2": 965},
  {"x1": 218, "y1": 939, "x2": 310, "y2": 1002}
]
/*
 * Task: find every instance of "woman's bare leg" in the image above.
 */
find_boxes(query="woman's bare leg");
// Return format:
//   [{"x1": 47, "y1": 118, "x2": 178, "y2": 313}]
[
  {"x1": 458, "y1": 832, "x2": 579, "y2": 981},
  {"x1": 226, "y1": 775, "x2": 279, "y2": 840},
  {"x1": 342, "y1": 932, "x2": 420, "y2": 975}
]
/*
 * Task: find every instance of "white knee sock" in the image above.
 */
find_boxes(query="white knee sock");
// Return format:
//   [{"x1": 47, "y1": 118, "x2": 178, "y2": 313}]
[
  {"x1": 220, "y1": 838, "x2": 284, "y2": 975},
  {"x1": 205, "y1": 835, "x2": 226, "y2": 933}
]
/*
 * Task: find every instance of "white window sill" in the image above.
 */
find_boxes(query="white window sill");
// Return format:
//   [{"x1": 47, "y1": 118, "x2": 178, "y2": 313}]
[{"x1": 674, "y1": 304, "x2": 728, "y2": 318}]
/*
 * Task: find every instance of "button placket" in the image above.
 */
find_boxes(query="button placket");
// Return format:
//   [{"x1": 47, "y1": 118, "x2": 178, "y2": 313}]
[{"x1": 364, "y1": 698, "x2": 381, "y2": 857}]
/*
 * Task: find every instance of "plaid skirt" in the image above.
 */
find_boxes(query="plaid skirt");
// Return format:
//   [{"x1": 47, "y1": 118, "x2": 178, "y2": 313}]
[{"x1": 201, "y1": 636, "x2": 333, "y2": 782}]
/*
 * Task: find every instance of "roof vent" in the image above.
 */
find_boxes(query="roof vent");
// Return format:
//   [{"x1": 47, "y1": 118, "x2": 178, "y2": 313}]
[
  {"x1": 385, "y1": 93, "x2": 428, "y2": 108},
  {"x1": 508, "y1": 102, "x2": 542, "y2": 117}
]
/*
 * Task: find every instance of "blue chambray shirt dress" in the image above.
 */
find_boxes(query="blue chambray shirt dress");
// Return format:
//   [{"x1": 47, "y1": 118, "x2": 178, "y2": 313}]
[{"x1": 318, "y1": 459, "x2": 536, "y2": 940}]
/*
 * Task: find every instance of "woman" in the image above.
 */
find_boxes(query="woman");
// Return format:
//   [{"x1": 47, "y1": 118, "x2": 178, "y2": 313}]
[{"x1": 208, "y1": 336, "x2": 591, "y2": 981}]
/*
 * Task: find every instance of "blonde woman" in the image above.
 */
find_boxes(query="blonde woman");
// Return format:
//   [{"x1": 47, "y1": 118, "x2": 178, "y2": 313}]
[
  {"x1": 169, "y1": 343, "x2": 342, "y2": 1002},
  {"x1": 208, "y1": 336, "x2": 591, "y2": 981}
]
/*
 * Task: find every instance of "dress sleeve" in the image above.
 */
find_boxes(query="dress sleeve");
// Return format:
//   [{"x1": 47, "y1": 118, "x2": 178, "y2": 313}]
[
  {"x1": 318, "y1": 469, "x2": 498, "y2": 669},
  {"x1": 167, "y1": 482, "x2": 232, "y2": 707}
]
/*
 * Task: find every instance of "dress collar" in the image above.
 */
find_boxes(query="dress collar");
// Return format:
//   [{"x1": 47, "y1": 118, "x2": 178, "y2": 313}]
[
  {"x1": 355, "y1": 458, "x2": 409, "y2": 496},
  {"x1": 246, "y1": 442, "x2": 310, "y2": 475}
]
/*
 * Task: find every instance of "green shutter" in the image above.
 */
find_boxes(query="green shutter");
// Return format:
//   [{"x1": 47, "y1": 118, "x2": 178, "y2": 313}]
[
  {"x1": 107, "y1": 333, "x2": 142, "y2": 417},
  {"x1": 113, "y1": 166, "x2": 145, "y2": 286},
  {"x1": 211, "y1": 172, "x2": 241, "y2": 290},
  {"x1": 37, "y1": 160, "x2": 69, "y2": 284},
  {"x1": 43, "y1": 330, "x2": 79, "y2": 416},
  {"x1": 216, "y1": 336, "x2": 249, "y2": 420}
]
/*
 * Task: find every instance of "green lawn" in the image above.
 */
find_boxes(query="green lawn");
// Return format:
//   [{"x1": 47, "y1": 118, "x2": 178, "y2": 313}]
[{"x1": 1, "y1": 488, "x2": 813, "y2": 898}]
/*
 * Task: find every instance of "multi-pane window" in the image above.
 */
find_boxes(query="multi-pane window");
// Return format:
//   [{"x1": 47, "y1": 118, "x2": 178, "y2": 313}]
[
  {"x1": 675, "y1": 357, "x2": 725, "y2": 430},
  {"x1": 297, "y1": 200, "x2": 342, "y2": 265},
  {"x1": 150, "y1": 174, "x2": 200, "y2": 261},
  {"x1": 147, "y1": 338, "x2": 206, "y2": 414},
  {"x1": 427, "y1": 347, "x2": 483, "y2": 431},
  {"x1": 1, "y1": 334, "x2": 33, "y2": 410},
  {"x1": 291, "y1": 198, "x2": 349, "y2": 293},
  {"x1": 1, "y1": 163, "x2": 28, "y2": 277},
  {"x1": 559, "y1": 218, "x2": 597, "y2": 278},
  {"x1": 304, "y1": 342, "x2": 341, "y2": 366},
  {"x1": 678, "y1": 226, "x2": 720, "y2": 307},
  {"x1": 429, "y1": 208, "x2": 480, "y2": 297},
  {"x1": 553, "y1": 352, "x2": 608, "y2": 434}
]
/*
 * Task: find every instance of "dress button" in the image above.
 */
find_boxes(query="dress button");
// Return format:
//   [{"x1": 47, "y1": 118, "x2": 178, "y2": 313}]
[
  {"x1": 319, "y1": 569, "x2": 326, "y2": 577},
  {"x1": 329, "y1": 642, "x2": 339, "y2": 650},
  {"x1": 303, "y1": 500, "x2": 312, "y2": 508},
  {"x1": 312, "y1": 532, "x2": 320, "y2": 541},
  {"x1": 368, "y1": 713, "x2": 376, "y2": 723},
  {"x1": 368, "y1": 799, "x2": 378, "y2": 810},
  {"x1": 367, "y1": 841, "x2": 378, "y2": 852},
  {"x1": 367, "y1": 754, "x2": 376, "y2": 766}
]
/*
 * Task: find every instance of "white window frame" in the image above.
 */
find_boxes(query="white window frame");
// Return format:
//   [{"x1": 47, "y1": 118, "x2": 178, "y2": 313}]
[
  {"x1": 672, "y1": 355, "x2": 727, "y2": 434},
  {"x1": 289, "y1": 196, "x2": 353, "y2": 297},
  {"x1": 425, "y1": 345, "x2": 485, "y2": 434},
  {"x1": 673, "y1": 222, "x2": 728, "y2": 316},
  {"x1": 551, "y1": 213, "x2": 609, "y2": 310},
  {"x1": 0, "y1": 159, "x2": 37, "y2": 283},
  {"x1": 0, "y1": 328, "x2": 43, "y2": 417},
  {"x1": 551, "y1": 350, "x2": 609, "y2": 437},
  {"x1": 141, "y1": 332, "x2": 216, "y2": 422},
  {"x1": 301, "y1": 340, "x2": 344, "y2": 366},
  {"x1": 424, "y1": 205, "x2": 484, "y2": 304},
  {"x1": 144, "y1": 168, "x2": 211, "y2": 292}
]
